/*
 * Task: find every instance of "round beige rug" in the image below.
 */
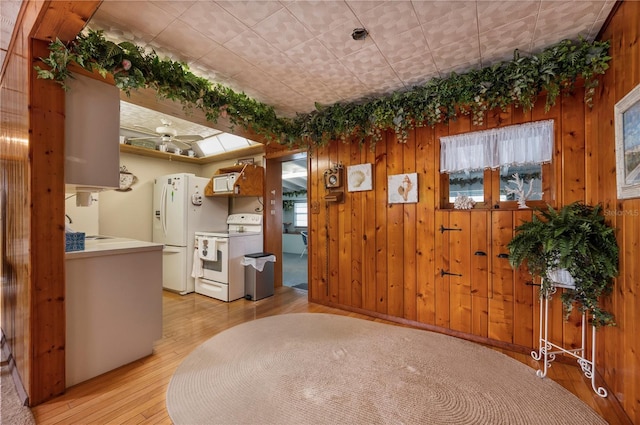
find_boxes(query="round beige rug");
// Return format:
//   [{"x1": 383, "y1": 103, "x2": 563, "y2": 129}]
[{"x1": 166, "y1": 313, "x2": 606, "y2": 425}]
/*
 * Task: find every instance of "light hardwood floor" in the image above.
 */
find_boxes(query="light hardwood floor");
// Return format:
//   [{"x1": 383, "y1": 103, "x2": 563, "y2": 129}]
[{"x1": 31, "y1": 287, "x2": 628, "y2": 424}]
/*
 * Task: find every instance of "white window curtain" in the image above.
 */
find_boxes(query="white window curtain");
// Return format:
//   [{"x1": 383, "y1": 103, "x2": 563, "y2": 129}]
[{"x1": 440, "y1": 120, "x2": 554, "y2": 173}]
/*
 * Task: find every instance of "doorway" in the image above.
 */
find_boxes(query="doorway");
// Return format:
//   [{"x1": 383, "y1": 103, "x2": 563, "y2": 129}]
[{"x1": 281, "y1": 157, "x2": 308, "y2": 290}]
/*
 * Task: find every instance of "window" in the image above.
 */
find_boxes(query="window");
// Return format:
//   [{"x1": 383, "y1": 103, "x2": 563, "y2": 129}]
[
  {"x1": 499, "y1": 164, "x2": 543, "y2": 202},
  {"x1": 440, "y1": 120, "x2": 554, "y2": 208},
  {"x1": 294, "y1": 202, "x2": 308, "y2": 227},
  {"x1": 448, "y1": 170, "x2": 485, "y2": 203}
]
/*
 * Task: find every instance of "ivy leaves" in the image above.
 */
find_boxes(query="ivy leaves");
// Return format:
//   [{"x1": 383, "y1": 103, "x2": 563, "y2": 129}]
[{"x1": 35, "y1": 30, "x2": 610, "y2": 150}]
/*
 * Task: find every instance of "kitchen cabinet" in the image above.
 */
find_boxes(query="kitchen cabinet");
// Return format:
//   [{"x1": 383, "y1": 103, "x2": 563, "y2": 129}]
[
  {"x1": 65, "y1": 73, "x2": 120, "y2": 192},
  {"x1": 65, "y1": 238, "x2": 163, "y2": 387},
  {"x1": 205, "y1": 164, "x2": 264, "y2": 197}
]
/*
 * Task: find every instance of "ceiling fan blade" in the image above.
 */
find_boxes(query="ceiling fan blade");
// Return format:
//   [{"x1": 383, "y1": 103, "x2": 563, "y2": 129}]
[
  {"x1": 125, "y1": 136, "x2": 161, "y2": 143},
  {"x1": 173, "y1": 134, "x2": 204, "y2": 142},
  {"x1": 170, "y1": 140, "x2": 193, "y2": 151}
]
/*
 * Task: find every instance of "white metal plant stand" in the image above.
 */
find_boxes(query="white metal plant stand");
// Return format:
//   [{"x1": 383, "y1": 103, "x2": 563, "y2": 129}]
[{"x1": 531, "y1": 281, "x2": 608, "y2": 397}]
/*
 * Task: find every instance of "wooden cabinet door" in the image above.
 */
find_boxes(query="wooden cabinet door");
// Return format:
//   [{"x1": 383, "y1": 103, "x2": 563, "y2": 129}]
[{"x1": 435, "y1": 211, "x2": 490, "y2": 336}]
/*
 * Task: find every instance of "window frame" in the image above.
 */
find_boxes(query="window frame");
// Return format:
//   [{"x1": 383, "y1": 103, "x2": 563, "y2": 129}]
[{"x1": 293, "y1": 201, "x2": 308, "y2": 228}]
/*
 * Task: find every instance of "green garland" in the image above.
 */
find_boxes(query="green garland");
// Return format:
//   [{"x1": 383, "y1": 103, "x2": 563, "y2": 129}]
[{"x1": 35, "y1": 30, "x2": 610, "y2": 149}]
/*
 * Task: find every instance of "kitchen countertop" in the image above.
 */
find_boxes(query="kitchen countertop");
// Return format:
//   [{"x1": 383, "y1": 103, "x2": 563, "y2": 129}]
[{"x1": 65, "y1": 237, "x2": 163, "y2": 260}]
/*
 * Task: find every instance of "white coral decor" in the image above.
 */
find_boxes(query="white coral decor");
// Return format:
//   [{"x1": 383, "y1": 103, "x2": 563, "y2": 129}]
[
  {"x1": 504, "y1": 173, "x2": 541, "y2": 209},
  {"x1": 454, "y1": 194, "x2": 476, "y2": 209}
]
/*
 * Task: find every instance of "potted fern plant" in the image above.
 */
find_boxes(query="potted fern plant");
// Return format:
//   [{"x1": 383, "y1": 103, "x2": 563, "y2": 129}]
[{"x1": 507, "y1": 202, "x2": 619, "y2": 327}]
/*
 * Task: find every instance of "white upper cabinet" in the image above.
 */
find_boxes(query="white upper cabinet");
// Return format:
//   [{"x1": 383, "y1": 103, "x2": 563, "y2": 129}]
[{"x1": 65, "y1": 73, "x2": 120, "y2": 192}]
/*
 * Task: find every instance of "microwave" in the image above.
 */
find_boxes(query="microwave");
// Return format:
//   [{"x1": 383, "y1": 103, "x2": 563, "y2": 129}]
[{"x1": 213, "y1": 173, "x2": 240, "y2": 193}]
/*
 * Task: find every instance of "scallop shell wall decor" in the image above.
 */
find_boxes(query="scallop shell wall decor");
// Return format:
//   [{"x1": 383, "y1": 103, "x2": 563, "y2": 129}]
[{"x1": 347, "y1": 164, "x2": 373, "y2": 192}]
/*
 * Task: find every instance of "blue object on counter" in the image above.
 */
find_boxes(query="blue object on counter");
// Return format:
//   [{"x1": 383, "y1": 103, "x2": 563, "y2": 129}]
[{"x1": 65, "y1": 232, "x2": 85, "y2": 252}]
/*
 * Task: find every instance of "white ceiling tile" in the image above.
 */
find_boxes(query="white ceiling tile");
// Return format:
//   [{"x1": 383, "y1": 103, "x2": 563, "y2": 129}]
[
  {"x1": 197, "y1": 45, "x2": 254, "y2": 79},
  {"x1": 180, "y1": 1, "x2": 248, "y2": 44},
  {"x1": 150, "y1": 1, "x2": 196, "y2": 16},
  {"x1": 391, "y1": 51, "x2": 439, "y2": 86},
  {"x1": 285, "y1": 1, "x2": 358, "y2": 35},
  {"x1": 77, "y1": 0, "x2": 614, "y2": 122},
  {"x1": 340, "y1": 43, "x2": 390, "y2": 75},
  {"x1": 355, "y1": 64, "x2": 403, "y2": 92},
  {"x1": 377, "y1": 26, "x2": 430, "y2": 65},
  {"x1": 432, "y1": 39, "x2": 481, "y2": 71},
  {"x1": 534, "y1": 1, "x2": 604, "y2": 39},
  {"x1": 151, "y1": 22, "x2": 218, "y2": 61},
  {"x1": 345, "y1": 0, "x2": 386, "y2": 16},
  {"x1": 252, "y1": 8, "x2": 315, "y2": 52},
  {"x1": 285, "y1": 38, "x2": 339, "y2": 67},
  {"x1": 439, "y1": 61, "x2": 480, "y2": 79},
  {"x1": 0, "y1": 0, "x2": 20, "y2": 51},
  {"x1": 357, "y1": 1, "x2": 421, "y2": 41},
  {"x1": 479, "y1": 16, "x2": 535, "y2": 63},
  {"x1": 412, "y1": 1, "x2": 474, "y2": 26},
  {"x1": 422, "y1": 12, "x2": 478, "y2": 52},
  {"x1": 224, "y1": 29, "x2": 284, "y2": 65},
  {"x1": 94, "y1": 1, "x2": 176, "y2": 38},
  {"x1": 217, "y1": 1, "x2": 283, "y2": 27},
  {"x1": 477, "y1": 1, "x2": 539, "y2": 34}
]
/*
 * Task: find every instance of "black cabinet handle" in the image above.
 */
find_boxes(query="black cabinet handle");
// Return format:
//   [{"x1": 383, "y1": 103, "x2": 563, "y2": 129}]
[
  {"x1": 439, "y1": 225, "x2": 462, "y2": 233},
  {"x1": 440, "y1": 269, "x2": 462, "y2": 277},
  {"x1": 497, "y1": 253, "x2": 509, "y2": 259},
  {"x1": 474, "y1": 251, "x2": 487, "y2": 256}
]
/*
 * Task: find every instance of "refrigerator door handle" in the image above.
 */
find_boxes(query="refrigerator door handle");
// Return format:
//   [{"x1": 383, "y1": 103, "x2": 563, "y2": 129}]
[{"x1": 161, "y1": 185, "x2": 168, "y2": 236}]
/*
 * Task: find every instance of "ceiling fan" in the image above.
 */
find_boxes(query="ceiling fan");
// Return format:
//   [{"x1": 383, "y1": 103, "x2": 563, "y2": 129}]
[{"x1": 125, "y1": 119, "x2": 205, "y2": 152}]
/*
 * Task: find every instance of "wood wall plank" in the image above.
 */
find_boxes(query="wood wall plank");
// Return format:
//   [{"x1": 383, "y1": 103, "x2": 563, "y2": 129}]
[
  {"x1": 402, "y1": 132, "x2": 417, "y2": 321},
  {"x1": 386, "y1": 131, "x2": 404, "y2": 318},
  {"x1": 489, "y1": 211, "x2": 514, "y2": 343},
  {"x1": 416, "y1": 125, "x2": 436, "y2": 325},
  {"x1": 470, "y1": 211, "x2": 489, "y2": 337},
  {"x1": 374, "y1": 134, "x2": 388, "y2": 314}
]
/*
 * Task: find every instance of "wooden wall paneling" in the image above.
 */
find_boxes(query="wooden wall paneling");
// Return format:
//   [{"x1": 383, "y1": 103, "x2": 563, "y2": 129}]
[
  {"x1": 386, "y1": 131, "x2": 405, "y2": 318},
  {"x1": 308, "y1": 149, "x2": 319, "y2": 300},
  {"x1": 327, "y1": 143, "x2": 340, "y2": 303},
  {"x1": 622, "y1": 199, "x2": 640, "y2": 421},
  {"x1": 434, "y1": 211, "x2": 450, "y2": 328},
  {"x1": 416, "y1": 126, "x2": 437, "y2": 325},
  {"x1": 311, "y1": 145, "x2": 330, "y2": 302},
  {"x1": 470, "y1": 211, "x2": 490, "y2": 337},
  {"x1": 599, "y1": 4, "x2": 640, "y2": 417},
  {"x1": 512, "y1": 210, "x2": 535, "y2": 348},
  {"x1": 447, "y1": 111, "x2": 472, "y2": 136},
  {"x1": 264, "y1": 159, "x2": 283, "y2": 287},
  {"x1": 349, "y1": 139, "x2": 364, "y2": 309},
  {"x1": 363, "y1": 141, "x2": 377, "y2": 311},
  {"x1": 337, "y1": 140, "x2": 352, "y2": 306},
  {"x1": 374, "y1": 133, "x2": 389, "y2": 314},
  {"x1": 29, "y1": 40, "x2": 67, "y2": 403},
  {"x1": 598, "y1": 12, "x2": 620, "y2": 394},
  {"x1": 1, "y1": 18, "x2": 30, "y2": 403},
  {"x1": 402, "y1": 131, "x2": 417, "y2": 321},
  {"x1": 618, "y1": 3, "x2": 640, "y2": 419},
  {"x1": 560, "y1": 87, "x2": 587, "y2": 204},
  {"x1": 448, "y1": 211, "x2": 472, "y2": 333},
  {"x1": 486, "y1": 105, "x2": 512, "y2": 129},
  {"x1": 488, "y1": 211, "x2": 514, "y2": 343}
]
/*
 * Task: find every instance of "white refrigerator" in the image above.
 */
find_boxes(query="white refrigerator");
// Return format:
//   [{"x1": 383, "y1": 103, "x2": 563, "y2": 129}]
[{"x1": 153, "y1": 173, "x2": 227, "y2": 294}]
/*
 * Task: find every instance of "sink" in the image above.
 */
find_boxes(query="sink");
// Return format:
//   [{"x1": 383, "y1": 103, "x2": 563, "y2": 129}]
[{"x1": 85, "y1": 235, "x2": 113, "y2": 240}]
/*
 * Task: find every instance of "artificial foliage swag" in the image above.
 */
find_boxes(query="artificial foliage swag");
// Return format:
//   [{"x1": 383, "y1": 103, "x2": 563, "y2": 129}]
[
  {"x1": 36, "y1": 29, "x2": 610, "y2": 149},
  {"x1": 507, "y1": 202, "x2": 619, "y2": 327}
]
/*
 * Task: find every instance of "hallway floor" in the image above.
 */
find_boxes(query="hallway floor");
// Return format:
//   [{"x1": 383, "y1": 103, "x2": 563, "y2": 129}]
[{"x1": 282, "y1": 252, "x2": 307, "y2": 290}]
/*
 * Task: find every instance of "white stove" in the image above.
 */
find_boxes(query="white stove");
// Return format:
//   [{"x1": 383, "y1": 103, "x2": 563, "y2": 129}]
[{"x1": 194, "y1": 213, "x2": 263, "y2": 302}]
